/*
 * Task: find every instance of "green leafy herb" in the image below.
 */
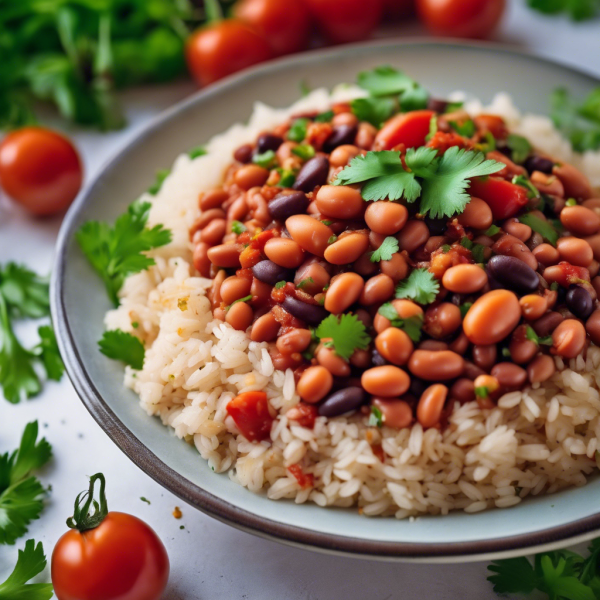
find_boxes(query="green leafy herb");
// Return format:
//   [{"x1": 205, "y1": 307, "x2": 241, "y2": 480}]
[
  {"x1": 297, "y1": 277, "x2": 315, "y2": 290},
  {"x1": 513, "y1": 174, "x2": 540, "y2": 199},
  {"x1": 527, "y1": 0, "x2": 600, "y2": 21},
  {"x1": 459, "y1": 302, "x2": 473, "y2": 318},
  {"x1": 550, "y1": 86, "x2": 600, "y2": 151},
  {"x1": 478, "y1": 131, "x2": 497, "y2": 153},
  {"x1": 525, "y1": 325, "x2": 553, "y2": 347},
  {"x1": 77, "y1": 201, "x2": 172, "y2": 306},
  {"x1": 506, "y1": 133, "x2": 532, "y2": 164},
  {"x1": 228, "y1": 295, "x2": 252, "y2": 309},
  {"x1": 140, "y1": 497, "x2": 151, "y2": 505},
  {"x1": 368, "y1": 406, "x2": 383, "y2": 427},
  {"x1": 445, "y1": 101, "x2": 465, "y2": 113},
  {"x1": 253, "y1": 150, "x2": 276, "y2": 169},
  {"x1": 231, "y1": 221, "x2": 247, "y2": 235},
  {"x1": 327, "y1": 235, "x2": 337, "y2": 244},
  {"x1": 0, "y1": 539, "x2": 53, "y2": 599},
  {"x1": 315, "y1": 314, "x2": 370, "y2": 360},
  {"x1": 314, "y1": 110, "x2": 334, "y2": 123},
  {"x1": 450, "y1": 119, "x2": 476, "y2": 137},
  {"x1": 502, "y1": 347, "x2": 512, "y2": 359},
  {"x1": 292, "y1": 144, "x2": 316, "y2": 160},
  {"x1": 34, "y1": 326, "x2": 64, "y2": 382},
  {"x1": 287, "y1": 118, "x2": 309, "y2": 142},
  {"x1": 395, "y1": 269, "x2": 440, "y2": 305},
  {"x1": 519, "y1": 213, "x2": 560, "y2": 246},
  {"x1": 370, "y1": 237, "x2": 400, "y2": 262},
  {"x1": 357, "y1": 65, "x2": 428, "y2": 111},
  {"x1": 471, "y1": 245, "x2": 487, "y2": 264},
  {"x1": 0, "y1": 264, "x2": 49, "y2": 319},
  {"x1": 276, "y1": 169, "x2": 296, "y2": 188},
  {"x1": 484, "y1": 224, "x2": 501, "y2": 237},
  {"x1": 98, "y1": 330, "x2": 145, "y2": 370},
  {"x1": 0, "y1": 422, "x2": 52, "y2": 545},
  {"x1": 399, "y1": 84, "x2": 429, "y2": 112},
  {"x1": 147, "y1": 169, "x2": 170, "y2": 195},
  {"x1": 351, "y1": 97, "x2": 396, "y2": 128},
  {"x1": 474, "y1": 385, "x2": 489, "y2": 398},
  {"x1": 274, "y1": 281, "x2": 286, "y2": 289},
  {"x1": 378, "y1": 303, "x2": 424, "y2": 342},
  {"x1": 441, "y1": 244, "x2": 451, "y2": 253}
]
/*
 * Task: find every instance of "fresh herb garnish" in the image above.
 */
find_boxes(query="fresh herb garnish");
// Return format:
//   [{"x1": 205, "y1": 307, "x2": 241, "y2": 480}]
[
  {"x1": 450, "y1": 119, "x2": 476, "y2": 137},
  {"x1": 98, "y1": 330, "x2": 145, "y2": 370},
  {"x1": 228, "y1": 295, "x2": 252, "y2": 309},
  {"x1": 519, "y1": 213, "x2": 560, "y2": 246},
  {"x1": 566, "y1": 198, "x2": 578, "y2": 206},
  {"x1": 395, "y1": 269, "x2": 440, "y2": 305},
  {"x1": 287, "y1": 118, "x2": 309, "y2": 142},
  {"x1": 253, "y1": 150, "x2": 277, "y2": 169},
  {"x1": 368, "y1": 406, "x2": 383, "y2": 427},
  {"x1": 525, "y1": 325, "x2": 553, "y2": 347},
  {"x1": 76, "y1": 201, "x2": 172, "y2": 306},
  {"x1": 484, "y1": 224, "x2": 501, "y2": 237},
  {"x1": 506, "y1": 134, "x2": 532, "y2": 164},
  {"x1": 0, "y1": 422, "x2": 52, "y2": 545},
  {"x1": 0, "y1": 539, "x2": 53, "y2": 599},
  {"x1": 147, "y1": 169, "x2": 170, "y2": 195},
  {"x1": 327, "y1": 235, "x2": 337, "y2": 244},
  {"x1": 297, "y1": 277, "x2": 315, "y2": 290},
  {"x1": 550, "y1": 86, "x2": 600, "y2": 151},
  {"x1": 378, "y1": 303, "x2": 424, "y2": 342},
  {"x1": 314, "y1": 110, "x2": 334, "y2": 123},
  {"x1": 315, "y1": 314, "x2": 370, "y2": 360},
  {"x1": 350, "y1": 97, "x2": 396, "y2": 128},
  {"x1": 370, "y1": 237, "x2": 400, "y2": 262},
  {"x1": 231, "y1": 220, "x2": 247, "y2": 235},
  {"x1": 357, "y1": 65, "x2": 429, "y2": 111},
  {"x1": 188, "y1": 145, "x2": 206, "y2": 159},
  {"x1": 274, "y1": 281, "x2": 286, "y2": 289},
  {"x1": 425, "y1": 115, "x2": 438, "y2": 141},
  {"x1": 475, "y1": 385, "x2": 489, "y2": 398},
  {"x1": 459, "y1": 302, "x2": 473, "y2": 318},
  {"x1": 512, "y1": 174, "x2": 540, "y2": 198},
  {"x1": 292, "y1": 144, "x2": 316, "y2": 160},
  {"x1": 527, "y1": 0, "x2": 600, "y2": 21}
]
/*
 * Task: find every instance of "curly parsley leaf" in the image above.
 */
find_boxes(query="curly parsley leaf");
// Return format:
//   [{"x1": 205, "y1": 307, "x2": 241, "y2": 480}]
[
  {"x1": 370, "y1": 237, "x2": 399, "y2": 262},
  {"x1": 0, "y1": 422, "x2": 51, "y2": 545},
  {"x1": 378, "y1": 303, "x2": 423, "y2": 342},
  {"x1": 395, "y1": 269, "x2": 439, "y2": 305},
  {"x1": 0, "y1": 539, "x2": 53, "y2": 599},
  {"x1": 506, "y1": 133, "x2": 532, "y2": 164},
  {"x1": 315, "y1": 314, "x2": 370, "y2": 360},
  {"x1": 519, "y1": 213, "x2": 559, "y2": 246},
  {"x1": 77, "y1": 201, "x2": 172, "y2": 306},
  {"x1": 351, "y1": 97, "x2": 396, "y2": 128},
  {"x1": 98, "y1": 330, "x2": 145, "y2": 370},
  {"x1": 0, "y1": 264, "x2": 49, "y2": 319},
  {"x1": 419, "y1": 147, "x2": 504, "y2": 218}
]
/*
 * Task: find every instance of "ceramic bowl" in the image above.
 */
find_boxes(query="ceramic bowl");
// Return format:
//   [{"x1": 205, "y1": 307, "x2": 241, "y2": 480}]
[{"x1": 52, "y1": 40, "x2": 600, "y2": 561}]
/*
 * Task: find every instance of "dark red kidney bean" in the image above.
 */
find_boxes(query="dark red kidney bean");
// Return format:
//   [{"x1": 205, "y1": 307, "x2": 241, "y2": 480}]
[
  {"x1": 463, "y1": 361, "x2": 486, "y2": 380},
  {"x1": 318, "y1": 387, "x2": 366, "y2": 417},
  {"x1": 234, "y1": 144, "x2": 253, "y2": 163},
  {"x1": 424, "y1": 217, "x2": 447, "y2": 236},
  {"x1": 524, "y1": 155, "x2": 554, "y2": 175},
  {"x1": 486, "y1": 255, "x2": 539, "y2": 294},
  {"x1": 472, "y1": 344, "x2": 497, "y2": 372},
  {"x1": 566, "y1": 285, "x2": 594, "y2": 319},
  {"x1": 293, "y1": 156, "x2": 330, "y2": 192},
  {"x1": 532, "y1": 311, "x2": 564, "y2": 337},
  {"x1": 491, "y1": 362, "x2": 527, "y2": 391},
  {"x1": 252, "y1": 260, "x2": 294, "y2": 286},
  {"x1": 257, "y1": 133, "x2": 283, "y2": 153},
  {"x1": 427, "y1": 98, "x2": 449, "y2": 112},
  {"x1": 268, "y1": 191, "x2": 310, "y2": 221},
  {"x1": 371, "y1": 349, "x2": 387, "y2": 366},
  {"x1": 282, "y1": 296, "x2": 328, "y2": 325},
  {"x1": 449, "y1": 378, "x2": 475, "y2": 403},
  {"x1": 323, "y1": 124, "x2": 358, "y2": 153}
]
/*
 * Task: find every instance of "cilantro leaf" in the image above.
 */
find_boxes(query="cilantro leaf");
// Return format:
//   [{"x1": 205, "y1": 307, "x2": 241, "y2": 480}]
[
  {"x1": 34, "y1": 326, "x2": 64, "y2": 382},
  {"x1": 506, "y1": 133, "x2": 532, "y2": 164},
  {"x1": 450, "y1": 119, "x2": 476, "y2": 137},
  {"x1": 351, "y1": 97, "x2": 396, "y2": 128},
  {"x1": 395, "y1": 269, "x2": 439, "y2": 305},
  {"x1": 519, "y1": 213, "x2": 560, "y2": 246},
  {"x1": 405, "y1": 146, "x2": 439, "y2": 178},
  {"x1": 398, "y1": 84, "x2": 429, "y2": 112},
  {"x1": 98, "y1": 330, "x2": 145, "y2": 370},
  {"x1": 370, "y1": 237, "x2": 399, "y2": 262},
  {"x1": 188, "y1": 145, "x2": 206, "y2": 159},
  {"x1": 287, "y1": 118, "x2": 309, "y2": 142},
  {"x1": 0, "y1": 264, "x2": 49, "y2": 319},
  {"x1": 147, "y1": 169, "x2": 170, "y2": 195},
  {"x1": 315, "y1": 314, "x2": 370, "y2": 360},
  {"x1": 378, "y1": 303, "x2": 423, "y2": 342},
  {"x1": 419, "y1": 147, "x2": 505, "y2": 218},
  {"x1": 314, "y1": 110, "x2": 334, "y2": 123},
  {"x1": 550, "y1": 86, "x2": 600, "y2": 151},
  {"x1": 0, "y1": 539, "x2": 53, "y2": 599},
  {"x1": 0, "y1": 422, "x2": 51, "y2": 545},
  {"x1": 77, "y1": 201, "x2": 172, "y2": 306},
  {"x1": 357, "y1": 65, "x2": 423, "y2": 98},
  {"x1": 487, "y1": 556, "x2": 538, "y2": 595},
  {"x1": 527, "y1": 0, "x2": 599, "y2": 21},
  {"x1": 368, "y1": 406, "x2": 383, "y2": 427}
]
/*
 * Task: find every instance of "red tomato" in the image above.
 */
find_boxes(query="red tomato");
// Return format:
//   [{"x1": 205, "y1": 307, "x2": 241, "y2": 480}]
[
  {"x1": 227, "y1": 391, "x2": 274, "y2": 441},
  {"x1": 234, "y1": 0, "x2": 311, "y2": 55},
  {"x1": 474, "y1": 114, "x2": 509, "y2": 139},
  {"x1": 0, "y1": 127, "x2": 82, "y2": 216},
  {"x1": 305, "y1": 0, "x2": 384, "y2": 44},
  {"x1": 383, "y1": 0, "x2": 415, "y2": 19},
  {"x1": 51, "y1": 475, "x2": 169, "y2": 600},
  {"x1": 375, "y1": 110, "x2": 435, "y2": 150},
  {"x1": 468, "y1": 177, "x2": 529, "y2": 220},
  {"x1": 416, "y1": 0, "x2": 505, "y2": 38},
  {"x1": 548, "y1": 262, "x2": 591, "y2": 288},
  {"x1": 186, "y1": 20, "x2": 273, "y2": 86}
]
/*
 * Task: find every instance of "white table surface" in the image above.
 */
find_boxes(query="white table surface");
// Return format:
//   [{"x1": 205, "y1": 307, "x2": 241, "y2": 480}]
[{"x1": 1, "y1": 1, "x2": 600, "y2": 597}]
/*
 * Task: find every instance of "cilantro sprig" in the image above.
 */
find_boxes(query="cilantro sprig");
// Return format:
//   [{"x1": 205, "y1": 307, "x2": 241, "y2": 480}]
[
  {"x1": 357, "y1": 65, "x2": 429, "y2": 111},
  {"x1": 315, "y1": 314, "x2": 370, "y2": 360},
  {"x1": 0, "y1": 539, "x2": 53, "y2": 599},
  {"x1": 378, "y1": 303, "x2": 423, "y2": 342},
  {"x1": 395, "y1": 269, "x2": 440, "y2": 305},
  {"x1": 370, "y1": 237, "x2": 400, "y2": 262},
  {"x1": 76, "y1": 201, "x2": 172, "y2": 306},
  {"x1": 550, "y1": 86, "x2": 600, "y2": 151},
  {"x1": 0, "y1": 422, "x2": 51, "y2": 545},
  {"x1": 506, "y1": 133, "x2": 532, "y2": 164},
  {"x1": 98, "y1": 330, "x2": 145, "y2": 370}
]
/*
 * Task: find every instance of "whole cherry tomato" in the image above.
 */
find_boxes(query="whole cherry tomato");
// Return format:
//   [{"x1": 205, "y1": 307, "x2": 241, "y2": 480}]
[
  {"x1": 305, "y1": 0, "x2": 384, "y2": 44},
  {"x1": 0, "y1": 127, "x2": 83, "y2": 216},
  {"x1": 416, "y1": 0, "x2": 505, "y2": 39},
  {"x1": 234, "y1": 0, "x2": 311, "y2": 56},
  {"x1": 186, "y1": 20, "x2": 273, "y2": 86},
  {"x1": 383, "y1": 0, "x2": 415, "y2": 19},
  {"x1": 52, "y1": 474, "x2": 169, "y2": 600}
]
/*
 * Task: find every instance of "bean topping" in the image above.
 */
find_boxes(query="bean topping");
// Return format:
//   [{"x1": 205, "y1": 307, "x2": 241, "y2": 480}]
[
  {"x1": 319, "y1": 387, "x2": 366, "y2": 417},
  {"x1": 486, "y1": 255, "x2": 539, "y2": 294},
  {"x1": 293, "y1": 156, "x2": 330, "y2": 192},
  {"x1": 565, "y1": 285, "x2": 594, "y2": 320},
  {"x1": 252, "y1": 260, "x2": 294, "y2": 285},
  {"x1": 268, "y1": 191, "x2": 309, "y2": 221},
  {"x1": 463, "y1": 290, "x2": 521, "y2": 345},
  {"x1": 282, "y1": 296, "x2": 328, "y2": 325},
  {"x1": 323, "y1": 124, "x2": 358, "y2": 153}
]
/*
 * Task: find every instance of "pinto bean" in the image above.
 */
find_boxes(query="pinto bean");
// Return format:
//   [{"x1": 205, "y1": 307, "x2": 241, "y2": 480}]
[
  {"x1": 491, "y1": 362, "x2": 527, "y2": 391},
  {"x1": 371, "y1": 398, "x2": 413, "y2": 429},
  {"x1": 364, "y1": 202, "x2": 408, "y2": 235},
  {"x1": 296, "y1": 366, "x2": 333, "y2": 404},
  {"x1": 586, "y1": 309, "x2": 600, "y2": 345},
  {"x1": 492, "y1": 234, "x2": 538, "y2": 270},
  {"x1": 556, "y1": 237, "x2": 594, "y2": 267},
  {"x1": 250, "y1": 312, "x2": 280, "y2": 342},
  {"x1": 551, "y1": 319, "x2": 586, "y2": 358},
  {"x1": 264, "y1": 237, "x2": 305, "y2": 268},
  {"x1": 324, "y1": 272, "x2": 364, "y2": 314},
  {"x1": 234, "y1": 165, "x2": 269, "y2": 190},
  {"x1": 361, "y1": 366, "x2": 411, "y2": 397},
  {"x1": 408, "y1": 350, "x2": 464, "y2": 380},
  {"x1": 199, "y1": 189, "x2": 229, "y2": 211},
  {"x1": 560, "y1": 206, "x2": 600, "y2": 236},
  {"x1": 285, "y1": 214, "x2": 333, "y2": 257},
  {"x1": 449, "y1": 330, "x2": 470, "y2": 355},
  {"x1": 353, "y1": 251, "x2": 379, "y2": 277},
  {"x1": 532, "y1": 243, "x2": 560, "y2": 266},
  {"x1": 442, "y1": 264, "x2": 488, "y2": 294},
  {"x1": 392, "y1": 299, "x2": 424, "y2": 319},
  {"x1": 519, "y1": 294, "x2": 547, "y2": 320},
  {"x1": 375, "y1": 328, "x2": 413, "y2": 366},
  {"x1": 416, "y1": 384, "x2": 448, "y2": 429},
  {"x1": 423, "y1": 303, "x2": 462, "y2": 339},
  {"x1": 200, "y1": 219, "x2": 226, "y2": 246},
  {"x1": 508, "y1": 325, "x2": 538, "y2": 364},
  {"x1": 532, "y1": 311, "x2": 564, "y2": 338},
  {"x1": 356, "y1": 122, "x2": 377, "y2": 149},
  {"x1": 315, "y1": 185, "x2": 364, "y2": 220},
  {"x1": 350, "y1": 348, "x2": 371, "y2": 368},
  {"x1": 457, "y1": 196, "x2": 493, "y2": 230},
  {"x1": 220, "y1": 276, "x2": 252, "y2": 306},
  {"x1": 463, "y1": 360, "x2": 486, "y2": 381},
  {"x1": 250, "y1": 277, "x2": 272, "y2": 304},
  {"x1": 316, "y1": 346, "x2": 351, "y2": 377},
  {"x1": 462, "y1": 290, "x2": 521, "y2": 345},
  {"x1": 207, "y1": 243, "x2": 242, "y2": 268},
  {"x1": 397, "y1": 220, "x2": 429, "y2": 252},
  {"x1": 294, "y1": 259, "x2": 331, "y2": 294},
  {"x1": 530, "y1": 171, "x2": 565, "y2": 197},
  {"x1": 527, "y1": 354, "x2": 556, "y2": 384},
  {"x1": 553, "y1": 162, "x2": 593, "y2": 200},
  {"x1": 503, "y1": 218, "x2": 531, "y2": 242},
  {"x1": 379, "y1": 253, "x2": 409, "y2": 283},
  {"x1": 226, "y1": 302, "x2": 253, "y2": 331},
  {"x1": 193, "y1": 242, "x2": 211, "y2": 277},
  {"x1": 329, "y1": 144, "x2": 362, "y2": 168},
  {"x1": 324, "y1": 232, "x2": 369, "y2": 264},
  {"x1": 359, "y1": 274, "x2": 395, "y2": 305},
  {"x1": 276, "y1": 329, "x2": 312, "y2": 354}
]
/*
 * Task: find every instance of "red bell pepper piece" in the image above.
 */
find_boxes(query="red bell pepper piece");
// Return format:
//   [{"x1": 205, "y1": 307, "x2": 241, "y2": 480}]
[
  {"x1": 375, "y1": 110, "x2": 435, "y2": 150},
  {"x1": 226, "y1": 391, "x2": 273, "y2": 441},
  {"x1": 468, "y1": 177, "x2": 529, "y2": 220}
]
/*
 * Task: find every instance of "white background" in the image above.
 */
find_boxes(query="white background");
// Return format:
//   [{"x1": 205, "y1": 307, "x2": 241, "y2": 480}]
[{"x1": 1, "y1": 1, "x2": 600, "y2": 598}]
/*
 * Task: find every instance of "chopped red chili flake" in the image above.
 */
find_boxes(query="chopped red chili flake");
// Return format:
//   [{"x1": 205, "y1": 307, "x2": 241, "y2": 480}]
[{"x1": 288, "y1": 464, "x2": 314, "y2": 488}]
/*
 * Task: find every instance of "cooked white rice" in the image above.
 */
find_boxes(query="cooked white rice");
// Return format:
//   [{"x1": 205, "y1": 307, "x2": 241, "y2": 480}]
[{"x1": 105, "y1": 87, "x2": 600, "y2": 517}]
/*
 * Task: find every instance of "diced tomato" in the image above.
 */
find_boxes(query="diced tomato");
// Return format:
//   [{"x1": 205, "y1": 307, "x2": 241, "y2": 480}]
[
  {"x1": 306, "y1": 122, "x2": 333, "y2": 150},
  {"x1": 426, "y1": 131, "x2": 473, "y2": 154},
  {"x1": 468, "y1": 177, "x2": 529, "y2": 220},
  {"x1": 288, "y1": 464, "x2": 314, "y2": 488},
  {"x1": 239, "y1": 246, "x2": 262, "y2": 268},
  {"x1": 236, "y1": 267, "x2": 254, "y2": 280},
  {"x1": 237, "y1": 231, "x2": 252, "y2": 244},
  {"x1": 375, "y1": 110, "x2": 435, "y2": 150},
  {"x1": 474, "y1": 114, "x2": 508, "y2": 140},
  {"x1": 549, "y1": 262, "x2": 591, "y2": 287},
  {"x1": 287, "y1": 403, "x2": 318, "y2": 428},
  {"x1": 250, "y1": 229, "x2": 276, "y2": 251},
  {"x1": 226, "y1": 391, "x2": 274, "y2": 442}
]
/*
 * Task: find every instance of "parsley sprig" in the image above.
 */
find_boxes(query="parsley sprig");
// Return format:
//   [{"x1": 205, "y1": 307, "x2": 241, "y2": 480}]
[
  {"x1": 98, "y1": 330, "x2": 145, "y2": 370},
  {"x1": 0, "y1": 422, "x2": 51, "y2": 545},
  {"x1": 315, "y1": 314, "x2": 370, "y2": 360},
  {"x1": 0, "y1": 539, "x2": 53, "y2": 599},
  {"x1": 395, "y1": 269, "x2": 440, "y2": 305},
  {"x1": 76, "y1": 201, "x2": 172, "y2": 306}
]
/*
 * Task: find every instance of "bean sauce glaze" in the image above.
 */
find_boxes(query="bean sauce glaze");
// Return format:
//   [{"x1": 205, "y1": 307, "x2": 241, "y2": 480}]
[{"x1": 190, "y1": 101, "x2": 600, "y2": 435}]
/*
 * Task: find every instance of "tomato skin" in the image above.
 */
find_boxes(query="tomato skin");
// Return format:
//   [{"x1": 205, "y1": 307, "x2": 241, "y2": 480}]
[
  {"x1": 51, "y1": 512, "x2": 169, "y2": 600},
  {"x1": 468, "y1": 177, "x2": 529, "y2": 220},
  {"x1": 234, "y1": 0, "x2": 311, "y2": 55},
  {"x1": 186, "y1": 21, "x2": 273, "y2": 86},
  {"x1": 383, "y1": 0, "x2": 415, "y2": 19},
  {"x1": 416, "y1": 0, "x2": 505, "y2": 39},
  {"x1": 0, "y1": 127, "x2": 82, "y2": 216},
  {"x1": 305, "y1": 0, "x2": 384, "y2": 44},
  {"x1": 227, "y1": 391, "x2": 274, "y2": 441},
  {"x1": 474, "y1": 114, "x2": 508, "y2": 139},
  {"x1": 375, "y1": 110, "x2": 435, "y2": 150}
]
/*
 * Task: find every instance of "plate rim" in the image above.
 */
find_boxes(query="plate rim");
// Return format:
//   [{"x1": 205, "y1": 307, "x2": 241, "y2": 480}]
[{"x1": 52, "y1": 38, "x2": 600, "y2": 561}]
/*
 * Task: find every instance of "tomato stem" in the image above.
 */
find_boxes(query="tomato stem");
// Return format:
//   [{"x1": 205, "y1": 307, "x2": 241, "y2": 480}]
[
  {"x1": 203, "y1": 0, "x2": 223, "y2": 23},
  {"x1": 66, "y1": 472, "x2": 109, "y2": 532}
]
